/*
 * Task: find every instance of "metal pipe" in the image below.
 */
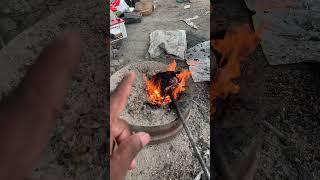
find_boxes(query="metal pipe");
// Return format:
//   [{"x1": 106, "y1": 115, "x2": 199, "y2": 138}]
[{"x1": 170, "y1": 94, "x2": 210, "y2": 180}]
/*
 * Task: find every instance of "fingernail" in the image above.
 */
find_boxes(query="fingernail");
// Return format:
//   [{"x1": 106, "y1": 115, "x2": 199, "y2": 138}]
[
  {"x1": 138, "y1": 132, "x2": 150, "y2": 146},
  {"x1": 130, "y1": 160, "x2": 137, "y2": 170}
]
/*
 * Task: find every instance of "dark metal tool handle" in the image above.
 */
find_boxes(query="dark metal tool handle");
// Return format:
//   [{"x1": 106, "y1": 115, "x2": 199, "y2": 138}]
[{"x1": 170, "y1": 94, "x2": 210, "y2": 180}]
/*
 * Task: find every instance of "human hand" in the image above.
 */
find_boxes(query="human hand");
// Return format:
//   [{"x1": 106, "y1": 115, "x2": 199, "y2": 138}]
[
  {"x1": 110, "y1": 72, "x2": 150, "y2": 180},
  {"x1": 0, "y1": 33, "x2": 81, "y2": 179}
]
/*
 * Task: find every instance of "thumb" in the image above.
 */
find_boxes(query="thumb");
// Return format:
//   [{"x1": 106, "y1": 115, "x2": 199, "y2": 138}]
[{"x1": 110, "y1": 132, "x2": 150, "y2": 179}]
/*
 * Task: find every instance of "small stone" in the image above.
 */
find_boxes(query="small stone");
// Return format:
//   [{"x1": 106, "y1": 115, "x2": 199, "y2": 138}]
[
  {"x1": 111, "y1": 48, "x2": 119, "y2": 57},
  {"x1": 111, "y1": 67, "x2": 115, "y2": 73},
  {"x1": 111, "y1": 60, "x2": 120, "y2": 66},
  {"x1": 184, "y1": 5, "x2": 191, "y2": 9}
]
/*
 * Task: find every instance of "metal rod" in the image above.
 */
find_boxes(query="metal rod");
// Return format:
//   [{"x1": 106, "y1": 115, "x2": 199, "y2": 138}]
[{"x1": 170, "y1": 94, "x2": 210, "y2": 180}]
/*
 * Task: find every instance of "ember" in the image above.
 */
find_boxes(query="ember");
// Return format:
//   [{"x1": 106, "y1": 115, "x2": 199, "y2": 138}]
[{"x1": 145, "y1": 60, "x2": 191, "y2": 106}]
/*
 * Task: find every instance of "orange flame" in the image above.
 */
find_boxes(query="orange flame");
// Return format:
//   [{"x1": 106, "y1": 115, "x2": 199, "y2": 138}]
[
  {"x1": 167, "y1": 60, "x2": 177, "y2": 71},
  {"x1": 145, "y1": 77, "x2": 171, "y2": 105},
  {"x1": 211, "y1": 24, "x2": 261, "y2": 113},
  {"x1": 172, "y1": 69, "x2": 192, "y2": 99},
  {"x1": 145, "y1": 60, "x2": 191, "y2": 105}
]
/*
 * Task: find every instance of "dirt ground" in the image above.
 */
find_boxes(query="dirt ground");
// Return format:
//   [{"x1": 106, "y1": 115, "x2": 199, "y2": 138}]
[
  {"x1": 0, "y1": 0, "x2": 108, "y2": 179},
  {"x1": 212, "y1": 1, "x2": 320, "y2": 179},
  {"x1": 110, "y1": 0, "x2": 210, "y2": 179}
]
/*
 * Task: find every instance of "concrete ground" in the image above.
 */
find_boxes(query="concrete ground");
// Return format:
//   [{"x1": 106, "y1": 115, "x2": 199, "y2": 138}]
[{"x1": 111, "y1": 0, "x2": 210, "y2": 179}]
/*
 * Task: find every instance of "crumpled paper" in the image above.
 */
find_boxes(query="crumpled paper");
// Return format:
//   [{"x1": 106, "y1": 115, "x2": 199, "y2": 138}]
[
  {"x1": 185, "y1": 41, "x2": 210, "y2": 82},
  {"x1": 148, "y1": 30, "x2": 187, "y2": 59}
]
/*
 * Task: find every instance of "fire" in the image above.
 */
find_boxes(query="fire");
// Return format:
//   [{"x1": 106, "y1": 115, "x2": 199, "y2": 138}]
[
  {"x1": 172, "y1": 70, "x2": 191, "y2": 99},
  {"x1": 145, "y1": 60, "x2": 191, "y2": 105},
  {"x1": 211, "y1": 24, "x2": 261, "y2": 113},
  {"x1": 144, "y1": 77, "x2": 171, "y2": 105},
  {"x1": 166, "y1": 60, "x2": 176, "y2": 71}
]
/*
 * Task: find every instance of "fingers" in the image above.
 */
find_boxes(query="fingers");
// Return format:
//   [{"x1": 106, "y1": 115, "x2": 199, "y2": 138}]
[
  {"x1": 110, "y1": 132, "x2": 150, "y2": 179},
  {"x1": 18, "y1": 32, "x2": 81, "y2": 112},
  {"x1": 110, "y1": 118, "x2": 131, "y2": 154},
  {"x1": 129, "y1": 160, "x2": 137, "y2": 170},
  {"x1": 0, "y1": 33, "x2": 81, "y2": 179},
  {"x1": 110, "y1": 72, "x2": 136, "y2": 120},
  {"x1": 111, "y1": 118, "x2": 131, "y2": 142},
  {"x1": 110, "y1": 118, "x2": 137, "y2": 171},
  {"x1": 38, "y1": 32, "x2": 81, "y2": 70}
]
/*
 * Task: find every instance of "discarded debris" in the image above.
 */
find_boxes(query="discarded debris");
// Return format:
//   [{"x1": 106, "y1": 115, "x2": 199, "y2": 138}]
[
  {"x1": 194, "y1": 171, "x2": 203, "y2": 180},
  {"x1": 148, "y1": 30, "x2": 187, "y2": 59},
  {"x1": 185, "y1": 41, "x2": 210, "y2": 82},
  {"x1": 124, "y1": 0, "x2": 137, "y2": 7},
  {"x1": 184, "y1": 5, "x2": 191, "y2": 9},
  {"x1": 122, "y1": 11, "x2": 142, "y2": 24},
  {"x1": 110, "y1": 17, "x2": 127, "y2": 42},
  {"x1": 110, "y1": 0, "x2": 130, "y2": 16},
  {"x1": 180, "y1": 16, "x2": 199, "y2": 29},
  {"x1": 128, "y1": 7, "x2": 135, "y2": 12},
  {"x1": 135, "y1": 0, "x2": 154, "y2": 16}
]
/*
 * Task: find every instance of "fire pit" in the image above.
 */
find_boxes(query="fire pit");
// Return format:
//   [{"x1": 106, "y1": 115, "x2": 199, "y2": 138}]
[{"x1": 110, "y1": 61, "x2": 193, "y2": 144}]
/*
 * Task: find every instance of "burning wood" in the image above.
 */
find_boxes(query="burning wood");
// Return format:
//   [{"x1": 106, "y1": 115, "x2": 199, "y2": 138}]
[
  {"x1": 144, "y1": 60, "x2": 191, "y2": 106},
  {"x1": 211, "y1": 24, "x2": 261, "y2": 113}
]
